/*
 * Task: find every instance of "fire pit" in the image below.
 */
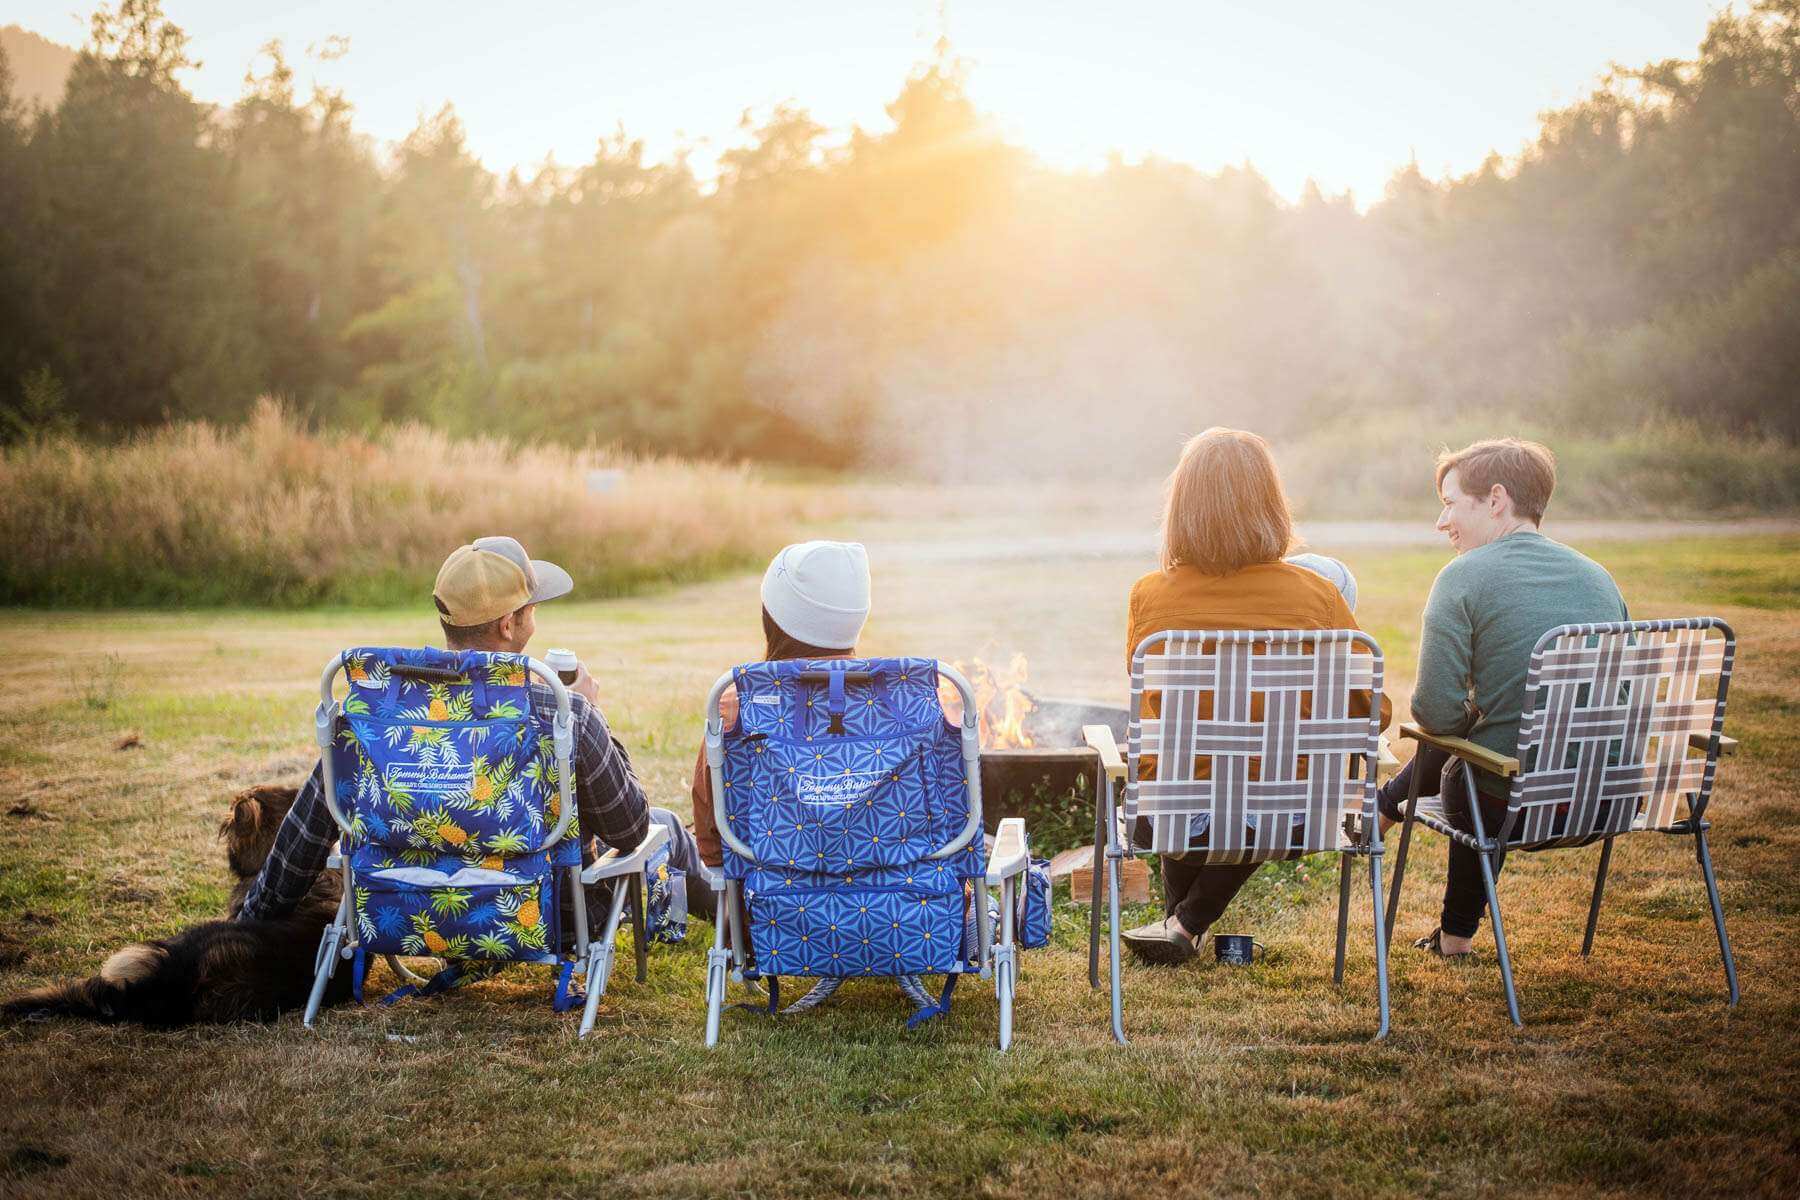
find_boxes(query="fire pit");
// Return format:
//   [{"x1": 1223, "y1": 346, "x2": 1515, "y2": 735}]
[
  {"x1": 938, "y1": 658, "x2": 1126, "y2": 843},
  {"x1": 978, "y1": 695, "x2": 1127, "y2": 827}
]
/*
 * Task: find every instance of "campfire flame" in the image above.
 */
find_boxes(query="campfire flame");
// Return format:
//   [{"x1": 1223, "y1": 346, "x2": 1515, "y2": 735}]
[{"x1": 940, "y1": 654, "x2": 1038, "y2": 749}]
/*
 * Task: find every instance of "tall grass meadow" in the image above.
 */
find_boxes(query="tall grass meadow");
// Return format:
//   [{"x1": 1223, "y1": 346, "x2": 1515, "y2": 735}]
[{"x1": 0, "y1": 401, "x2": 814, "y2": 607}]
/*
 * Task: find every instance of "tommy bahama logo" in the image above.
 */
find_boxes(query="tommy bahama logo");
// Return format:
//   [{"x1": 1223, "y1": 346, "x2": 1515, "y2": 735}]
[
  {"x1": 795, "y1": 768, "x2": 887, "y2": 806},
  {"x1": 384, "y1": 762, "x2": 470, "y2": 797}
]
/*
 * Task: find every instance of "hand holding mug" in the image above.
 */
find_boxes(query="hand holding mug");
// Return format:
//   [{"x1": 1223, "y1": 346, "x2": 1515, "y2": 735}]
[
  {"x1": 569, "y1": 661, "x2": 600, "y2": 706},
  {"x1": 544, "y1": 648, "x2": 599, "y2": 705}
]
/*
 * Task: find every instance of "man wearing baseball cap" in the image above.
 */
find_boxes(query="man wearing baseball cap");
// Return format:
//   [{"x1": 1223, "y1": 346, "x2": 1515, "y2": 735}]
[{"x1": 237, "y1": 535, "x2": 711, "y2": 939}]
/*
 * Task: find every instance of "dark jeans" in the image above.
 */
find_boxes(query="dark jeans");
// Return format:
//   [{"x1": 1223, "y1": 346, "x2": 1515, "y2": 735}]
[
  {"x1": 1378, "y1": 747, "x2": 1509, "y2": 939},
  {"x1": 1160, "y1": 854, "x2": 1260, "y2": 938}
]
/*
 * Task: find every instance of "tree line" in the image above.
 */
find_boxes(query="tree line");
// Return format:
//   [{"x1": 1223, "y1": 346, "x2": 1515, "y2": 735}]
[{"x1": 1, "y1": 1, "x2": 1795, "y2": 473}]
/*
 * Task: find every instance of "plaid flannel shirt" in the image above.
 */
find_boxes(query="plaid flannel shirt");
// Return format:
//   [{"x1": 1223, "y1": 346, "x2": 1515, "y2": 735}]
[{"x1": 236, "y1": 682, "x2": 651, "y2": 922}]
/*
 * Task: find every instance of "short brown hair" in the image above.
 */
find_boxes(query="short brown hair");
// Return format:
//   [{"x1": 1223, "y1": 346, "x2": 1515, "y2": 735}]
[
  {"x1": 437, "y1": 602, "x2": 524, "y2": 647},
  {"x1": 1434, "y1": 438, "x2": 1557, "y2": 523},
  {"x1": 1160, "y1": 427, "x2": 1294, "y2": 574}
]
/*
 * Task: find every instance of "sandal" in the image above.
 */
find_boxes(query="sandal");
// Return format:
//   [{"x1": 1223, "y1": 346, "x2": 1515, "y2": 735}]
[
  {"x1": 1413, "y1": 928, "x2": 1474, "y2": 959},
  {"x1": 1122, "y1": 916, "x2": 1202, "y2": 965}
]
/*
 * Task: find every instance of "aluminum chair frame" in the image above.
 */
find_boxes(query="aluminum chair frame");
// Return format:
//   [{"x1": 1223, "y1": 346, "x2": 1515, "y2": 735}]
[
  {"x1": 700, "y1": 662, "x2": 1030, "y2": 1050},
  {"x1": 1382, "y1": 618, "x2": 1739, "y2": 1027},
  {"x1": 301, "y1": 650, "x2": 668, "y2": 1035},
  {"x1": 1086, "y1": 629, "x2": 1393, "y2": 1045}
]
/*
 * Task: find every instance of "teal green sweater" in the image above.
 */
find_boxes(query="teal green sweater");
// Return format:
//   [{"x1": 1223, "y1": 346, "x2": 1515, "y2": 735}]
[{"x1": 1413, "y1": 531, "x2": 1628, "y2": 776}]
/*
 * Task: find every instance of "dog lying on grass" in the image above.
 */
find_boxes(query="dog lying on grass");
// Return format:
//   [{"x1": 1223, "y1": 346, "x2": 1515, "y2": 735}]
[{"x1": 2, "y1": 784, "x2": 352, "y2": 1026}]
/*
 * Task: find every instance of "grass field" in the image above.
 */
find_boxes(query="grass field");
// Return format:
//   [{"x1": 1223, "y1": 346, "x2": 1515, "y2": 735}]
[
  {"x1": 2, "y1": 528, "x2": 1797, "y2": 1198},
  {"x1": 0, "y1": 403, "x2": 820, "y2": 608}
]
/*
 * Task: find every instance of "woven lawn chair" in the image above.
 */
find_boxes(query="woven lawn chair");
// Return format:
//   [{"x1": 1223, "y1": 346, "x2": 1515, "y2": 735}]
[
  {"x1": 1084, "y1": 629, "x2": 1393, "y2": 1044},
  {"x1": 700, "y1": 658, "x2": 1035, "y2": 1050},
  {"x1": 1382, "y1": 618, "x2": 1740, "y2": 1026},
  {"x1": 301, "y1": 647, "x2": 669, "y2": 1036}
]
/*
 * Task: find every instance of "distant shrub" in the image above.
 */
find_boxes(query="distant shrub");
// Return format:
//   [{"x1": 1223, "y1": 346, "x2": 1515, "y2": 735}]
[
  {"x1": 0, "y1": 399, "x2": 812, "y2": 608},
  {"x1": 1276, "y1": 412, "x2": 1800, "y2": 520},
  {"x1": 1, "y1": 367, "x2": 76, "y2": 444}
]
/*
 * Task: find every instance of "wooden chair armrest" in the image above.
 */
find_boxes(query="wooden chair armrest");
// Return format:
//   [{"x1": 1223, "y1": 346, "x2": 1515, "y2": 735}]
[
  {"x1": 1690, "y1": 732, "x2": 1738, "y2": 756},
  {"x1": 1083, "y1": 725, "x2": 1126, "y2": 781},
  {"x1": 1377, "y1": 736, "x2": 1400, "y2": 782},
  {"x1": 1398, "y1": 722, "x2": 1521, "y2": 777}
]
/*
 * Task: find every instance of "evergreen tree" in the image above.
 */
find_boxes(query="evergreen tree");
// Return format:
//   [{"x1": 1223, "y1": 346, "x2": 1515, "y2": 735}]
[{"x1": 30, "y1": 0, "x2": 259, "y2": 428}]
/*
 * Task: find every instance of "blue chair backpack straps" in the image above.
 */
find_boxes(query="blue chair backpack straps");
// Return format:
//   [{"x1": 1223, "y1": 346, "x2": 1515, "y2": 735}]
[{"x1": 826, "y1": 665, "x2": 848, "y2": 734}]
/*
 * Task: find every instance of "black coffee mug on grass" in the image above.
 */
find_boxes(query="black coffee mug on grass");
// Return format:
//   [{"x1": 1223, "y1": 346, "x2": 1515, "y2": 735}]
[{"x1": 1213, "y1": 934, "x2": 1265, "y2": 965}]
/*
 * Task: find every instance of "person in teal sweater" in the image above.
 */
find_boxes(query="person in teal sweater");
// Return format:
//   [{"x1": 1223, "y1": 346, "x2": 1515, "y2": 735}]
[{"x1": 1378, "y1": 438, "x2": 1628, "y2": 957}]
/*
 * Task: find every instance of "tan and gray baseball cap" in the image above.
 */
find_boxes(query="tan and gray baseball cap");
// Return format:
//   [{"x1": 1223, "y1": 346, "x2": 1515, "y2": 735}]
[{"x1": 432, "y1": 536, "x2": 574, "y2": 626}]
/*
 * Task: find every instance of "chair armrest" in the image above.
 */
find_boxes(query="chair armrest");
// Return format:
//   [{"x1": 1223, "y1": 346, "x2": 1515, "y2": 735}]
[
  {"x1": 579, "y1": 820, "x2": 672, "y2": 885},
  {"x1": 1083, "y1": 725, "x2": 1126, "y2": 780},
  {"x1": 1690, "y1": 733, "x2": 1738, "y2": 756},
  {"x1": 1398, "y1": 723, "x2": 1521, "y2": 777},
  {"x1": 1377, "y1": 736, "x2": 1400, "y2": 782},
  {"x1": 985, "y1": 817, "x2": 1029, "y2": 886},
  {"x1": 695, "y1": 861, "x2": 726, "y2": 891}
]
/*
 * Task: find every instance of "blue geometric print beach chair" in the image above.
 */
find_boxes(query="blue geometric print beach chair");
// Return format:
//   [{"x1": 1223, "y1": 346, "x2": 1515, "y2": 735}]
[
  {"x1": 700, "y1": 658, "x2": 1034, "y2": 1050},
  {"x1": 300, "y1": 647, "x2": 668, "y2": 1036}
]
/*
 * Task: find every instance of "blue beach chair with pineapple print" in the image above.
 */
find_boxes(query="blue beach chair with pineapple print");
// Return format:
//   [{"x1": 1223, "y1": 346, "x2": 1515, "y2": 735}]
[
  {"x1": 700, "y1": 658, "x2": 1037, "y2": 1051},
  {"x1": 300, "y1": 647, "x2": 668, "y2": 1036}
]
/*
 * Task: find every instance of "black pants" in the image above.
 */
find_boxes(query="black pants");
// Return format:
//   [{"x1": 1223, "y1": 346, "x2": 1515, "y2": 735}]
[
  {"x1": 1160, "y1": 855, "x2": 1260, "y2": 938},
  {"x1": 1377, "y1": 746, "x2": 1509, "y2": 939}
]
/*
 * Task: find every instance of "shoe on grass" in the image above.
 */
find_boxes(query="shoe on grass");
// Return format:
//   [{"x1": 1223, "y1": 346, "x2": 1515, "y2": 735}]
[
  {"x1": 1122, "y1": 916, "x2": 1200, "y2": 965},
  {"x1": 1413, "y1": 928, "x2": 1475, "y2": 959}
]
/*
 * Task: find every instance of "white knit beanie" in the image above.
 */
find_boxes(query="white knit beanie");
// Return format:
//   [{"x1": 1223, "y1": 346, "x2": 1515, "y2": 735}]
[{"x1": 760, "y1": 541, "x2": 871, "y2": 650}]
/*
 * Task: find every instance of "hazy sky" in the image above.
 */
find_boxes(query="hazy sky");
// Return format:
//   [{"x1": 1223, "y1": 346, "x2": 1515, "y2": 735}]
[{"x1": 12, "y1": 1, "x2": 1721, "y2": 202}]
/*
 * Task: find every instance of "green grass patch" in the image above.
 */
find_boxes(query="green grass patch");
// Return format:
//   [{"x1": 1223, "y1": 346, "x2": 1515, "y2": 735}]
[{"x1": 2, "y1": 532, "x2": 1798, "y2": 1197}]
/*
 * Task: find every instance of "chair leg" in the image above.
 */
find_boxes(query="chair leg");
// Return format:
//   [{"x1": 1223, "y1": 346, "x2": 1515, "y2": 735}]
[
  {"x1": 629, "y1": 874, "x2": 649, "y2": 984},
  {"x1": 1477, "y1": 847, "x2": 1522, "y2": 1028},
  {"x1": 1383, "y1": 761, "x2": 1424, "y2": 948},
  {"x1": 578, "y1": 878, "x2": 633, "y2": 1038},
  {"x1": 1333, "y1": 851, "x2": 1353, "y2": 986},
  {"x1": 1461, "y1": 763, "x2": 1522, "y2": 1028},
  {"x1": 1581, "y1": 838, "x2": 1614, "y2": 957},
  {"x1": 578, "y1": 942, "x2": 612, "y2": 1038},
  {"x1": 1106, "y1": 845, "x2": 1128, "y2": 1045},
  {"x1": 302, "y1": 922, "x2": 341, "y2": 1030},
  {"x1": 997, "y1": 877, "x2": 1017, "y2": 1052},
  {"x1": 1088, "y1": 777, "x2": 1106, "y2": 989},
  {"x1": 704, "y1": 894, "x2": 730, "y2": 1047},
  {"x1": 726, "y1": 880, "x2": 748, "y2": 983},
  {"x1": 568, "y1": 866, "x2": 591, "y2": 961},
  {"x1": 997, "y1": 960, "x2": 1015, "y2": 1052},
  {"x1": 303, "y1": 892, "x2": 349, "y2": 1030},
  {"x1": 1695, "y1": 828, "x2": 1740, "y2": 1006},
  {"x1": 1368, "y1": 851, "x2": 1391, "y2": 1041},
  {"x1": 975, "y1": 876, "x2": 994, "y2": 982}
]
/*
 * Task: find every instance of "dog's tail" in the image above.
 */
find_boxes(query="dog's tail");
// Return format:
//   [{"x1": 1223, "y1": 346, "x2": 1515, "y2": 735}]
[{"x1": 2, "y1": 944, "x2": 178, "y2": 1024}]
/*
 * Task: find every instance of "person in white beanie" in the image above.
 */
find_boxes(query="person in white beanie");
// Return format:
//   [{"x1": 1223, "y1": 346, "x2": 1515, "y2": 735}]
[
  {"x1": 682, "y1": 541, "x2": 878, "y2": 1011},
  {"x1": 757, "y1": 539, "x2": 873, "y2": 654},
  {"x1": 690, "y1": 540, "x2": 872, "y2": 867}
]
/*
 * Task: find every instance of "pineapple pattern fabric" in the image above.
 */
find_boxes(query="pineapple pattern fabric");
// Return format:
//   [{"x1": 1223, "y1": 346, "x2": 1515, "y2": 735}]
[
  {"x1": 333, "y1": 648, "x2": 572, "y2": 961},
  {"x1": 720, "y1": 658, "x2": 986, "y2": 978}
]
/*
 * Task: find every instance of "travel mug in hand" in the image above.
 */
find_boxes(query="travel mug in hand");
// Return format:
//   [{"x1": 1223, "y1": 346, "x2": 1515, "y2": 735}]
[{"x1": 544, "y1": 648, "x2": 579, "y2": 687}]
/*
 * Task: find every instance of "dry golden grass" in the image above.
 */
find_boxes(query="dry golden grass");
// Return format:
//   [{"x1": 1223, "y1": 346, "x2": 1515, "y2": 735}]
[
  {"x1": 0, "y1": 400, "x2": 819, "y2": 606},
  {"x1": 0, "y1": 530, "x2": 1795, "y2": 1198}
]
